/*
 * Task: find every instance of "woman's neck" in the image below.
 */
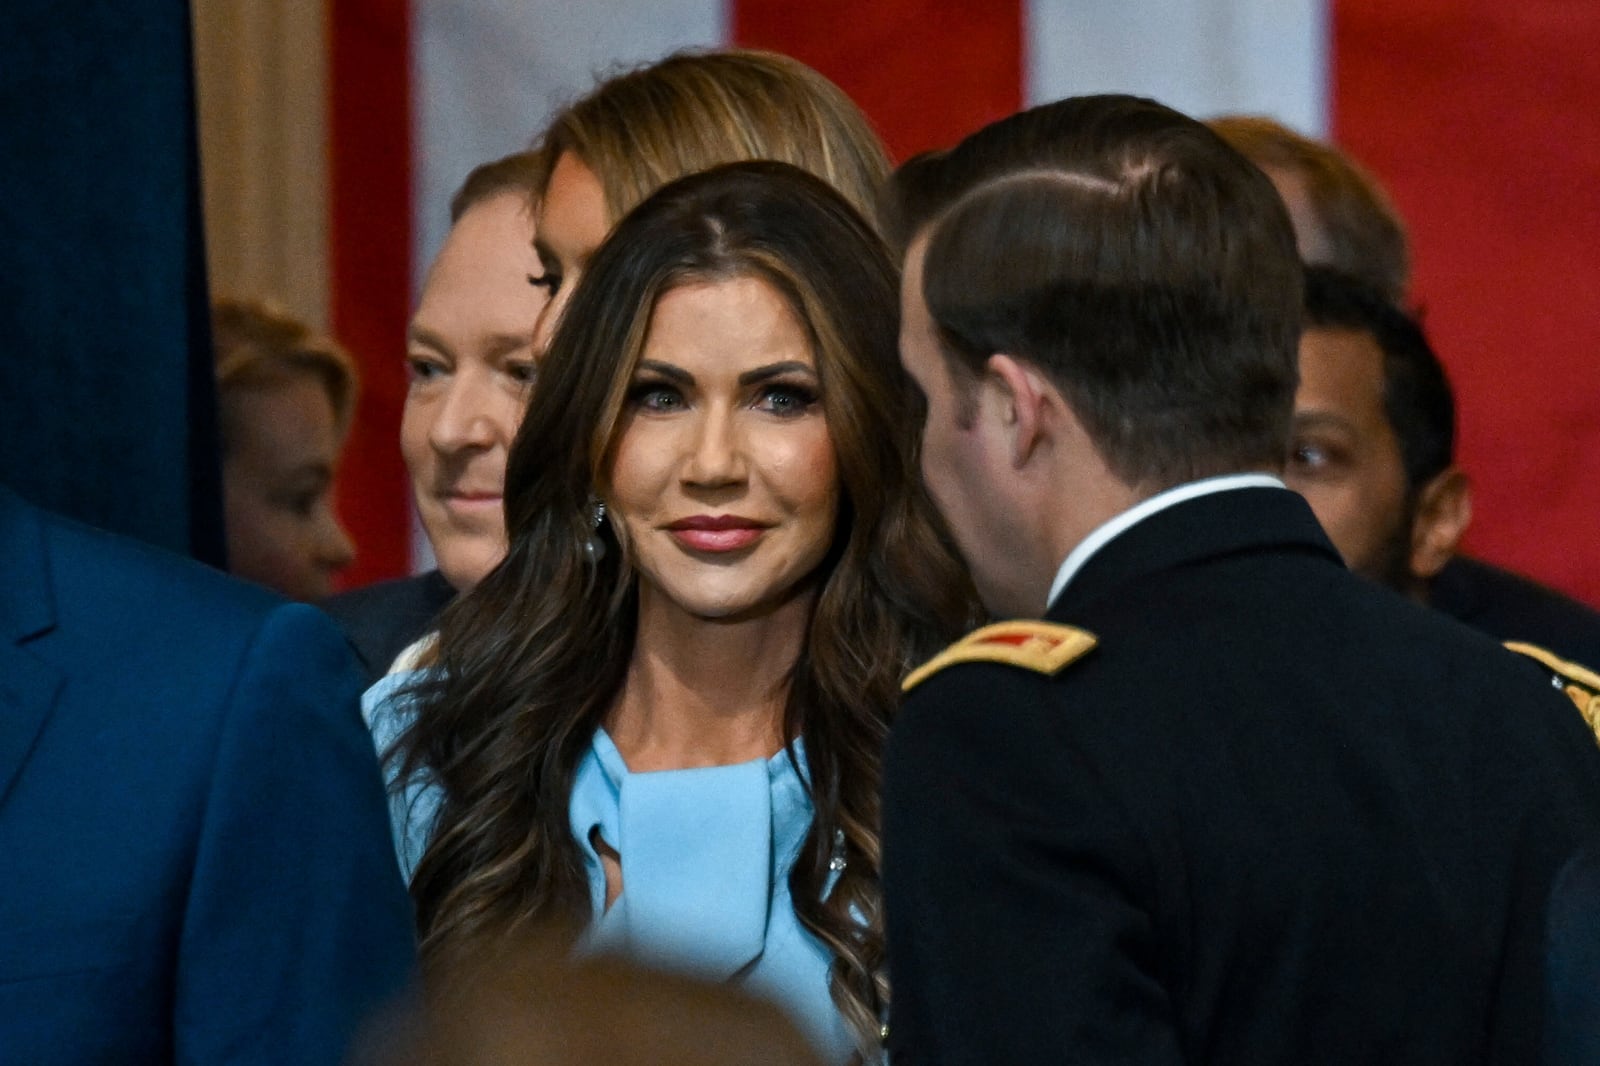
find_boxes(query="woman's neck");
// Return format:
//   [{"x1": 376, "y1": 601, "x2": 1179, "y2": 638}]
[{"x1": 607, "y1": 583, "x2": 815, "y2": 772}]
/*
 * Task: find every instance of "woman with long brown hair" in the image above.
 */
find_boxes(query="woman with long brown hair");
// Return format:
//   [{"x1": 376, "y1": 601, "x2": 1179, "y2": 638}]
[{"x1": 366, "y1": 162, "x2": 976, "y2": 1063}]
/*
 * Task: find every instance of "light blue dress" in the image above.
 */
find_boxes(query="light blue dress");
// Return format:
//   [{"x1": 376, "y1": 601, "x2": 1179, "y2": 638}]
[{"x1": 362, "y1": 671, "x2": 857, "y2": 1063}]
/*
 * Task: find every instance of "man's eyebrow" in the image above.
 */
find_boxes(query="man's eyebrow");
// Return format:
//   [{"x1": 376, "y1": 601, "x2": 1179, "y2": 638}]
[
  {"x1": 405, "y1": 326, "x2": 532, "y2": 358},
  {"x1": 482, "y1": 332, "x2": 535, "y2": 358},
  {"x1": 406, "y1": 323, "x2": 448, "y2": 351},
  {"x1": 1292, "y1": 410, "x2": 1359, "y2": 434}
]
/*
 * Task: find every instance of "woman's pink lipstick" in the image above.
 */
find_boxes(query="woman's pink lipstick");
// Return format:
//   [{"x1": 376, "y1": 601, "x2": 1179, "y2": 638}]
[{"x1": 667, "y1": 515, "x2": 767, "y2": 553}]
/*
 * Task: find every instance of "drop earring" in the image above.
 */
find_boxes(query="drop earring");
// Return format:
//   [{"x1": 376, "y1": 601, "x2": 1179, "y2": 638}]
[{"x1": 583, "y1": 498, "x2": 607, "y2": 563}]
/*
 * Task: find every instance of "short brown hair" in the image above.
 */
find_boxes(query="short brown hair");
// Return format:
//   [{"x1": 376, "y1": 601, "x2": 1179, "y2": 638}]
[
  {"x1": 910, "y1": 95, "x2": 1303, "y2": 489},
  {"x1": 211, "y1": 297, "x2": 358, "y2": 446},
  {"x1": 1208, "y1": 115, "x2": 1409, "y2": 299},
  {"x1": 880, "y1": 148, "x2": 954, "y2": 256},
  {"x1": 448, "y1": 150, "x2": 545, "y2": 223}
]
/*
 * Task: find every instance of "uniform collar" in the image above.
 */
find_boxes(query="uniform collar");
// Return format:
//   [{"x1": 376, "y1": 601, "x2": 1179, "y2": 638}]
[
  {"x1": 1047, "y1": 474, "x2": 1289, "y2": 609},
  {"x1": 1047, "y1": 482, "x2": 1341, "y2": 620}
]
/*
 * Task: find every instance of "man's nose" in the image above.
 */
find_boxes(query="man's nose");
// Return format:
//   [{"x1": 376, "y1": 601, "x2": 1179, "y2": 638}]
[{"x1": 428, "y1": 374, "x2": 497, "y2": 453}]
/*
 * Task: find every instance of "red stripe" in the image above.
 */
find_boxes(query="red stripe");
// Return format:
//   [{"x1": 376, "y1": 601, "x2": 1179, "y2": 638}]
[
  {"x1": 1334, "y1": 1, "x2": 1600, "y2": 606},
  {"x1": 732, "y1": 0, "x2": 1024, "y2": 163},
  {"x1": 329, "y1": 0, "x2": 413, "y2": 587}
]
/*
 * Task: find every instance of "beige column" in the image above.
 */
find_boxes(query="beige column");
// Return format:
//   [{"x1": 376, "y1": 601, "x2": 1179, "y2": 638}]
[{"x1": 192, "y1": 1, "x2": 331, "y2": 329}]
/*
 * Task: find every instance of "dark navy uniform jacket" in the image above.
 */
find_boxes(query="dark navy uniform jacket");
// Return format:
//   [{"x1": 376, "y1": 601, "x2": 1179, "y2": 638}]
[
  {"x1": 884, "y1": 486, "x2": 1600, "y2": 1066},
  {"x1": 1433, "y1": 555, "x2": 1600, "y2": 671},
  {"x1": 324, "y1": 569, "x2": 456, "y2": 684},
  {"x1": 0, "y1": 489, "x2": 416, "y2": 1064}
]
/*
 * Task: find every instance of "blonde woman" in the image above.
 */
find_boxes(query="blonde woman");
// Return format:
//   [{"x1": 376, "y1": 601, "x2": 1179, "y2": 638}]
[
  {"x1": 212, "y1": 298, "x2": 358, "y2": 600},
  {"x1": 526, "y1": 49, "x2": 891, "y2": 353}
]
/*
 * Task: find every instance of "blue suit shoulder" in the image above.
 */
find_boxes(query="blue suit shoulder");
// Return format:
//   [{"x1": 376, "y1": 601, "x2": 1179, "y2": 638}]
[
  {"x1": 0, "y1": 491, "x2": 417, "y2": 1066},
  {"x1": 37, "y1": 496, "x2": 284, "y2": 623}
]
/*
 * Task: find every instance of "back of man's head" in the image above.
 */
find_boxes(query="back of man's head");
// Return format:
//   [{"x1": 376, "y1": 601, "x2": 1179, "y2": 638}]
[
  {"x1": 908, "y1": 94, "x2": 1303, "y2": 491},
  {"x1": 1209, "y1": 116, "x2": 1409, "y2": 300},
  {"x1": 1301, "y1": 266, "x2": 1455, "y2": 494}
]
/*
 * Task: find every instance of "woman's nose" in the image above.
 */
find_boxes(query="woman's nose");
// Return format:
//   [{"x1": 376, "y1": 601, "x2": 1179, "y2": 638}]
[{"x1": 683, "y1": 409, "x2": 746, "y2": 487}]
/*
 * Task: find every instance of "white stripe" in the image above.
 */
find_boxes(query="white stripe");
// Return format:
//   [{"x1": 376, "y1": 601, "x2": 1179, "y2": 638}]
[
  {"x1": 1024, "y1": 0, "x2": 1328, "y2": 136},
  {"x1": 411, "y1": 0, "x2": 730, "y2": 297}
]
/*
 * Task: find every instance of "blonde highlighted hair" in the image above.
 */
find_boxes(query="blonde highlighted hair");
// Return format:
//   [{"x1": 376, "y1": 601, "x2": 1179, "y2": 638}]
[
  {"x1": 211, "y1": 297, "x2": 358, "y2": 442},
  {"x1": 534, "y1": 49, "x2": 891, "y2": 231}
]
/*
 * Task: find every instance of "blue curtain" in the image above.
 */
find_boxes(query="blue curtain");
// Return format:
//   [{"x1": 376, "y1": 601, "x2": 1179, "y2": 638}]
[{"x1": 0, "y1": 0, "x2": 224, "y2": 566}]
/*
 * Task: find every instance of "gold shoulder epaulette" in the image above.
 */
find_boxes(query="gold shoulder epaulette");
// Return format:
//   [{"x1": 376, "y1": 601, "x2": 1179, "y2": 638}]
[
  {"x1": 902, "y1": 621, "x2": 1097, "y2": 693},
  {"x1": 1505, "y1": 641, "x2": 1600, "y2": 742}
]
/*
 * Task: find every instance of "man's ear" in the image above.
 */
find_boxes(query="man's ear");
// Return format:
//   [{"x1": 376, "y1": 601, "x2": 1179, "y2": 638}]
[
  {"x1": 983, "y1": 354, "x2": 1051, "y2": 467},
  {"x1": 1409, "y1": 467, "x2": 1472, "y2": 581}
]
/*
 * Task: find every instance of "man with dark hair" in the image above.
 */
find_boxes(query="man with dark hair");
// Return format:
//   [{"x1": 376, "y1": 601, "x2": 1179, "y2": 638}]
[
  {"x1": 1213, "y1": 118, "x2": 1600, "y2": 668},
  {"x1": 882, "y1": 94, "x2": 1600, "y2": 1065},
  {"x1": 1288, "y1": 267, "x2": 1600, "y2": 668},
  {"x1": 1286, "y1": 266, "x2": 1468, "y2": 595}
]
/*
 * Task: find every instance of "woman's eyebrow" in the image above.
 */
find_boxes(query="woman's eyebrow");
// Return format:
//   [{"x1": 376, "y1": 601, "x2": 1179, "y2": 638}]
[
  {"x1": 738, "y1": 361, "x2": 817, "y2": 386},
  {"x1": 633, "y1": 360, "x2": 693, "y2": 384}
]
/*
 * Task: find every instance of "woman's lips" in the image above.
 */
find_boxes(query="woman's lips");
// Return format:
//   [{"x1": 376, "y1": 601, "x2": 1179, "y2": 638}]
[
  {"x1": 667, "y1": 515, "x2": 767, "y2": 553},
  {"x1": 670, "y1": 527, "x2": 764, "y2": 552}
]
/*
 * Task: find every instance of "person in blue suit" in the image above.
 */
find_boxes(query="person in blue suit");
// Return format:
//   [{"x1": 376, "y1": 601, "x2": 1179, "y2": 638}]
[{"x1": 0, "y1": 485, "x2": 415, "y2": 1064}]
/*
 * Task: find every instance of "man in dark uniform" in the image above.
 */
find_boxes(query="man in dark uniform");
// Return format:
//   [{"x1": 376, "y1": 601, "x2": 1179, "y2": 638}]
[{"x1": 882, "y1": 95, "x2": 1600, "y2": 1065}]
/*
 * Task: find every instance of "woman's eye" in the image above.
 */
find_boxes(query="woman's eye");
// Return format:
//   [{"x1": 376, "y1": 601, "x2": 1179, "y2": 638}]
[
  {"x1": 528, "y1": 272, "x2": 562, "y2": 295},
  {"x1": 629, "y1": 383, "x2": 683, "y2": 412},
  {"x1": 506, "y1": 361, "x2": 537, "y2": 386},
  {"x1": 755, "y1": 383, "x2": 819, "y2": 417}
]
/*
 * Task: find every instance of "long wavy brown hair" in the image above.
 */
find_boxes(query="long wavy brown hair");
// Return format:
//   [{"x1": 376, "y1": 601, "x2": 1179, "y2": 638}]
[{"x1": 399, "y1": 162, "x2": 978, "y2": 1061}]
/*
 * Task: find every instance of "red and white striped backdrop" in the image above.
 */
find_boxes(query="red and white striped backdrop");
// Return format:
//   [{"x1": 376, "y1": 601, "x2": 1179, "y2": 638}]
[{"x1": 327, "y1": 0, "x2": 1600, "y2": 608}]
